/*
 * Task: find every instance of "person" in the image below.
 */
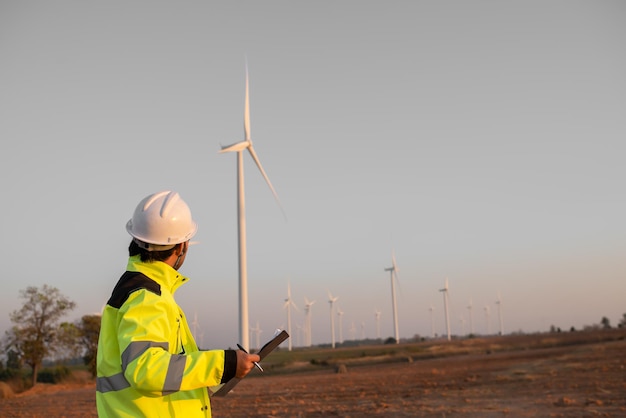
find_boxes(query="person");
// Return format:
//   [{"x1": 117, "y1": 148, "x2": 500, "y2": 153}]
[{"x1": 96, "y1": 190, "x2": 260, "y2": 417}]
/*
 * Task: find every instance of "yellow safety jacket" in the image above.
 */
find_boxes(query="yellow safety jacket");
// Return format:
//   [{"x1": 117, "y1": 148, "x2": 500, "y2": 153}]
[{"x1": 96, "y1": 256, "x2": 235, "y2": 417}]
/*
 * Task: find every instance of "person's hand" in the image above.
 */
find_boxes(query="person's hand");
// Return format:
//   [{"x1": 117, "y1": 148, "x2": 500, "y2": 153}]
[{"x1": 235, "y1": 350, "x2": 261, "y2": 378}]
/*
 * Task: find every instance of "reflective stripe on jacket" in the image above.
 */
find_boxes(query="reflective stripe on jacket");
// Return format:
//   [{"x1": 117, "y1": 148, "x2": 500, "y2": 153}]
[{"x1": 96, "y1": 256, "x2": 236, "y2": 417}]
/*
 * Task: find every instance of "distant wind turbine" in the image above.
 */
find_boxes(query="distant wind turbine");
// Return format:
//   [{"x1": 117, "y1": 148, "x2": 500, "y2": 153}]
[
  {"x1": 219, "y1": 63, "x2": 285, "y2": 350},
  {"x1": 484, "y1": 305, "x2": 491, "y2": 335},
  {"x1": 192, "y1": 311, "x2": 199, "y2": 342},
  {"x1": 191, "y1": 311, "x2": 204, "y2": 349},
  {"x1": 250, "y1": 320, "x2": 262, "y2": 351},
  {"x1": 349, "y1": 321, "x2": 357, "y2": 340},
  {"x1": 295, "y1": 323, "x2": 303, "y2": 347},
  {"x1": 374, "y1": 309, "x2": 382, "y2": 339},
  {"x1": 384, "y1": 250, "x2": 400, "y2": 344},
  {"x1": 328, "y1": 291, "x2": 338, "y2": 348},
  {"x1": 496, "y1": 293, "x2": 504, "y2": 336},
  {"x1": 283, "y1": 282, "x2": 298, "y2": 351},
  {"x1": 440, "y1": 278, "x2": 451, "y2": 341},
  {"x1": 429, "y1": 305, "x2": 435, "y2": 338},
  {"x1": 337, "y1": 308, "x2": 345, "y2": 344},
  {"x1": 304, "y1": 297, "x2": 315, "y2": 347},
  {"x1": 467, "y1": 299, "x2": 474, "y2": 336}
]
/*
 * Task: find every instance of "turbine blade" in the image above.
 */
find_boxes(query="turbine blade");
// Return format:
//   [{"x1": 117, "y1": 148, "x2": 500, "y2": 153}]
[
  {"x1": 391, "y1": 251, "x2": 399, "y2": 273},
  {"x1": 244, "y1": 64, "x2": 250, "y2": 142},
  {"x1": 393, "y1": 269, "x2": 404, "y2": 300},
  {"x1": 248, "y1": 145, "x2": 287, "y2": 219}
]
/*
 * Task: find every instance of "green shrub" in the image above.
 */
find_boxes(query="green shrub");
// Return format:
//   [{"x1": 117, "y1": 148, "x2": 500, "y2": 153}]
[
  {"x1": 37, "y1": 366, "x2": 71, "y2": 384},
  {"x1": 0, "y1": 368, "x2": 24, "y2": 382}
]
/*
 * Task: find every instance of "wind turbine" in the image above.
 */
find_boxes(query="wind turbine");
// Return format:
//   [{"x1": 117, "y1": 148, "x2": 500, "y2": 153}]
[
  {"x1": 198, "y1": 329, "x2": 204, "y2": 349},
  {"x1": 496, "y1": 293, "x2": 504, "y2": 336},
  {"x1": 337, "y1": 308, "x2": 345, "y2": 344},
  {"x1": 283, "y1": 282, "x2": 298, "y2": 351},
  {"x1": 429, "y1": 305, "x2": 435, "y2": 338},
  {"x1": 374, "y1": 309, "x2": 381, "y2": 339},
  {"x1": 484, "y1": 305, "x2": 491, "y2": 335},
  {"x1": 304, "y1": 297, "x2": 315, "y2": 347},
  {"x1": 295, "y1": 323, "x2": 303, "y2": 347},
  {"x1": 250, "y1": 320, "x2": 262, "y2": 352},
  {"x1": 191, "y1": 311, "x2": 204, "y2": 349},
  {"x1": 327, "y1": 291, "x2": 338, "y2": 348},
  {"x1": 384, "y1": 250, "x2": 400, "y2": 344},
  {"x1": 439, "y1": 278, "x2": 451, "y2": 341},
  {"x1": 467, "y1": 299, "x2": 474, "y2": 336},
  {"x1": 192, "y1": 311, "x2": 199, "y2": 342},
  {"x1": 219, "y1": 63, "x2": 285, "y2": 350},
  {"x1": 349, "y1": 322, "x2": 357, "y2": 340}
]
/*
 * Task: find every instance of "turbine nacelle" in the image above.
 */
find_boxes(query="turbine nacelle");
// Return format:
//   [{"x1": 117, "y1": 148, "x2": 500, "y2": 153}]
[
  {"x1": 219, "y1": 140, "x2": 251, "y2": 153},
  {"x1": 327, "y1": 291, "x2": 338, "y2": 304}
]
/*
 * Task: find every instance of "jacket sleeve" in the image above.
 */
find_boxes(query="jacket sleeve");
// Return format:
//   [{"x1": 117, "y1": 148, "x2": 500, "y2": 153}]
[{"x1": 117, "y1": 289, "x2": 230, "y2": 395}]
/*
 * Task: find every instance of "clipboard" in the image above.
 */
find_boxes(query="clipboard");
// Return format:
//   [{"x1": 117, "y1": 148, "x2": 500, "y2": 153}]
[{"x1": 211, "y1": 330, "x2": 290, "y2": 397}]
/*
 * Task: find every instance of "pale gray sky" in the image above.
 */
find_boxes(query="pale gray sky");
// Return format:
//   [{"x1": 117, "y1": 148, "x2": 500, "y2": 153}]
[{"x1": 1, "y1": 1, "x2": 624, "y2": 349}]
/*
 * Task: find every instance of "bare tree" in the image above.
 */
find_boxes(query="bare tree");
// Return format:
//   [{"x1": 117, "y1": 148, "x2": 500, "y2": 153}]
[{"x1": 4, "y1": 285, "x2": 76, "y2": 386}]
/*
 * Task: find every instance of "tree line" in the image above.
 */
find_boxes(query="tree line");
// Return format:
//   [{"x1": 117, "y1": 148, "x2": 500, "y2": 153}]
[{"x1": 2, "y1": 284, "x2": 626, "y2": 388}]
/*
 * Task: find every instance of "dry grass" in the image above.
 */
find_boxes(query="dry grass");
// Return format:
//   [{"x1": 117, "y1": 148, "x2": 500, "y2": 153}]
[{"x1": 0, "y1": 329, "x2": 624, "y2": 417}]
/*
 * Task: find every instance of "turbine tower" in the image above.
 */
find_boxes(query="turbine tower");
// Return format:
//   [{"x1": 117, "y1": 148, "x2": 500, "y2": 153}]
[
  {"x1": 192, "y1": 311, "x2": 199, "y2": 342},
  {"x1": 374, "y1": 309, "x2": 381, "y2": 339},
  {"x1": 349, "y1": 321, "x2": 357, "y2": 340},
  {"x1": 328, "y1": 291, "x2": 338, "y2": 348},
  {"x1": 219, "y1": 63, "x2": 285, "y2": 350},
  {"x1": 250, "y1": 320, "x2": 262, "y2": 351},
  {"x1": 337, "y1": 308, "x2": 345, "y2": 344},
  {"x1": 384, "y1": 250, "x2": 400, "y2": 344},
  {"x1": 496, "y1": 293, "x2": 504, "y2": 336},
  {"x1": 304, "y1": 297, "x2": 315, "y2": 347},
  {"x1": 439, "y1": 278, "x2": 451, "y2": 341},
  {"x1": 467, "y1": 299, "x2": 474, "y2": 335},
  {"x1": 283, "y1": 282, "x2": 298, "y2": 351},
  {"x1": 191, "y1": 312, "x2": 205, "y2": 349},
  {"x1": 429, "y1": 305, "x2": 435, "y2": 338},
  {"x1": 484, "y1": 305, "x2": 491, "y2": 335},
  {"x1": 295, "y1": 323, "x2": 303, "y2": 347}
]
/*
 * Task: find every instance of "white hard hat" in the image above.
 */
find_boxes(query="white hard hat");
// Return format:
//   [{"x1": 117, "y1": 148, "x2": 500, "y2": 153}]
[{"x1": 126, "y1": 191, "x2": 198, "y2": 251}]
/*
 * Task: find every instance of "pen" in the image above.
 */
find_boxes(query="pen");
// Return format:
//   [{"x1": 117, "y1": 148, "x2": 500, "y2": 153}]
[{"x1": 236, "y1": 343, "x2": 264, "y2": 372}]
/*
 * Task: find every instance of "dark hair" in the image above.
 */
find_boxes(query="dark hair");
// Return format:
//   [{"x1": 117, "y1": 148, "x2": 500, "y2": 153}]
[{"x1": 129, "y1": 240, "x2": 176, "y2": 262}]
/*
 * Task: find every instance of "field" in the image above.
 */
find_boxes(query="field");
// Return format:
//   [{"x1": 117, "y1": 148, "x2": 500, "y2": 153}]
[{"x1": 1, "y1": 329, "x2": 625, "y2": 417}]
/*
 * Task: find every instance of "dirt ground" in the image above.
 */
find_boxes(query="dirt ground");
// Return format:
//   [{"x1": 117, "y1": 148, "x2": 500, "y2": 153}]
[{"x1": 1, "y1": 335, "x2": 625, "y2": 417}]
